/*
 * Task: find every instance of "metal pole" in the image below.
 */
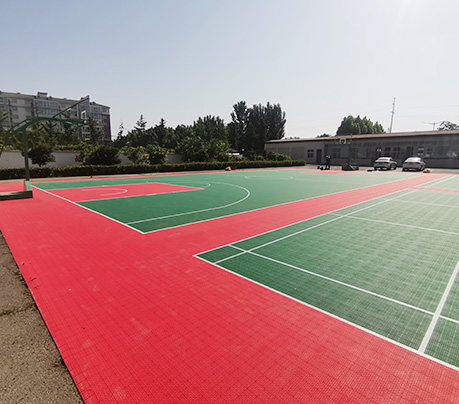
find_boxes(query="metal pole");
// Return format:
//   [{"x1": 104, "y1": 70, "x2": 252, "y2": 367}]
[
  {"x1": 389, "y1": 97, "x2": 396, "y2": 133},
  {"x1": 23, "y1": 131, "x2": 30, "y2": 181}
]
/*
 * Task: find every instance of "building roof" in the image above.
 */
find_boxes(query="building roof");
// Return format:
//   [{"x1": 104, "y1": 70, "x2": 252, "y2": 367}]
[
  {"x1": 0, "y1": 91, "x2": 109, "y2": 109},
  {"x1": 267, "y1": 130, "x2": 459, "y2": 143}
]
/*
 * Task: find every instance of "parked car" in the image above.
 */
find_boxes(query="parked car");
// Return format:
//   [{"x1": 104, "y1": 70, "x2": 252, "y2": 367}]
[
  {"x1": 374, "y1": 157, "x2": 397, "y2": 170},
  {"x1": 402, "y1": 157, "x2": 426, "y2": 171}
]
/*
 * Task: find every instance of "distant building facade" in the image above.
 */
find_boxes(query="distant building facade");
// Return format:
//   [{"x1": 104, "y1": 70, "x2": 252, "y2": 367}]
[
  {"x1": 266, "y1": 131, "x2": 459, "y2": 169},
  {"x1": 0, "y1": 91, "x2": 111, "y2": 140}
]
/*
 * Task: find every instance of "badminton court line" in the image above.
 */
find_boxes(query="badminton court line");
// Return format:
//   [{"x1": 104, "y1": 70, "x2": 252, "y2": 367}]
[
  {"x1": 419, "y1": 258, "x2": 459, "y2": 353},
  {"x1": 209, "y1": 189, "x2": 418, "y2": 265},
  {"x1": 328, "y1": 213, "x2": 459, "y2": 237}
]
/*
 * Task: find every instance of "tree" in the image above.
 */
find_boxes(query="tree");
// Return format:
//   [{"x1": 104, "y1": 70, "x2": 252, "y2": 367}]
[
  {"x1": 246, "y1": 104, "x2": 268, "y2": 152},
  {"x1": 193, "y1": 116, "x2": 227, "y2": 142},
  {"x1": 336, "y1": 115, "x2": 385, "y2": 136},
  {"x1": 82, "y1": 145, "x2": 121, "y2": 165},
  {"x1": 437, "y1": 121, "x2": 459, "y2": 131},
  {"x1": 176, "y1": 136, "x2": 208, "y2": 162},
  {"x1": 316, "y1": 133, "x2": 330, "y2": 138},
  {"x1": 232, "y1": 102, "x2": 286, "y2": 153},
  {"x1": 265, "y1": 103, "x2": 286, "y2": 141},
  {"x1": 134, "y1": 115, "x2": 147, "y2": 132},
  {"x1": 0, "y1": 110, "x2": 7, "y2": 158},
  {"x1": 228, "y1": 101, "x2": 249, "y2": 151},
  {"x1": 28, "y1": 145, "x2": 55, "y2": 166},
  {"x1": 145, "y1": 144, "x2": 168, "y2": 164}
]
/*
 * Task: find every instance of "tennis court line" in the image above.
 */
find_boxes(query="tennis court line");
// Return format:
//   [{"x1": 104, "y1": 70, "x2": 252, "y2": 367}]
[
  {"x1": 127, "y1": 173, "x2": 420, "y2": 226},
  {"x1": 36, "y1": 172, "x2": 450, "y2": 235},
  {"x1": 233, "y1": 245, "x2": 435, "y2": 316},
  {"x1": 209, "y1": 189, "x2": 418, "y2": 264},
  {"x1": 376, "y1": 198, "x2": 459, "y2": 210},
  {"x1": 194, "y1": 254, "x2": 459, "y2": 373},
  {"x1": 139, "y1": 177, "x2": 420, "y2": 234},
  {"x1": 419, "y1": 258, "x2": 459, "y2": 353},
  {"x1": 328, "y1": 213, "x2": 459, "y2": 237},
  {"x1": 414, "y1": 187, "x2": 459, "y2": 194},
  {"x1": 418, "y1": 175, "x2": 453, "y2": 188}
]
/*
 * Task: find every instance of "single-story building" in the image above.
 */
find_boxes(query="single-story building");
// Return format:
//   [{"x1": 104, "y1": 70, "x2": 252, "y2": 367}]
[{"x1": 265, "y1": 130, "x2": 459, "y2": 169}]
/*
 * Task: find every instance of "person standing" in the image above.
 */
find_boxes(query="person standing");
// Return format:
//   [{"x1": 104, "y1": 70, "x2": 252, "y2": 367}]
[{"x1": 325, "y1": 155, "x2": 331, "y2": 170}]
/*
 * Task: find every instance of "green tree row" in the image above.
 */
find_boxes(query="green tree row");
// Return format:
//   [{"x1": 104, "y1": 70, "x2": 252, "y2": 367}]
[{"x1": 0, "y1": 101, "x2": 287, "y2": 166}]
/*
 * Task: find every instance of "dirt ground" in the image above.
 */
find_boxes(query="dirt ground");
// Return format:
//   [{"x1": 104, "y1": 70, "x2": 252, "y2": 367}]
[{"x1": 0, "y1": 233, "x2": 83, "y2": 403}]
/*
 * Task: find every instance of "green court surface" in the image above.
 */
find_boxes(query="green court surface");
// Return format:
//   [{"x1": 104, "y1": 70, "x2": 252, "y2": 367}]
[
  {"x1": 198, "y1": 177, "x2": 459, "y2": 367},
  {"x1": 34, "y1": 170, "x2": 418, "y2": 233}
]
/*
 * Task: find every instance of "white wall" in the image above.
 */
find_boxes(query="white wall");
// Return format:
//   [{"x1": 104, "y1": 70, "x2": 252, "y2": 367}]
[
  {"x1": 0, "y1": 150, "x2": 83, "y2": 168},
  {"x1": 0, "y1": 150, "x2": 183, "y2": 168}
]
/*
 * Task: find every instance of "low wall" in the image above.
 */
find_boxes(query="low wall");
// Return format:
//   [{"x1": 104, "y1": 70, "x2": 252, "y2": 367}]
[
  {"x1": 0, "y1": 150, "x2": 82, "y2": 169},
  {"x1": 0, "y1": 151, "x2": 183, "y2": 169}
]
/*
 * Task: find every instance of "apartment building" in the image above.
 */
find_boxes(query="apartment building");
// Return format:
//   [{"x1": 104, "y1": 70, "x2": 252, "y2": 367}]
[{"x1": 0, "y1": 91, "x2": 111, "y2": 140}]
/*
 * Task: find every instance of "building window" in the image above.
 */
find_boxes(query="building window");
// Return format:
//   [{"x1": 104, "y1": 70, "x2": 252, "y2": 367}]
[
  {"x1": 307, "y1": 149, "x2": 314, "y2": 158},
  {"x1": 418, "y1": 147, "x2": 424, "y2": 156},
  {"x1": 384, "y1": 146, "x2": 391, "y2": 156},
  {"x1": 332, "y1": 148, "x2": 341, "y2": 159}
]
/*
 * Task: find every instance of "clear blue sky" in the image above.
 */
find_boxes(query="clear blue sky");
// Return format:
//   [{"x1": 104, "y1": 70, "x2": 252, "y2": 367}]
[{"x1": 2, "y1": 0, "x2": 458, "y2": 138}]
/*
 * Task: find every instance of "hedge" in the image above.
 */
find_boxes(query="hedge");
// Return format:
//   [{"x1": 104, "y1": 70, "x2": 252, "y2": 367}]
[{"x1": 0, "y1": 160, "x2": 305, "y2": 180}]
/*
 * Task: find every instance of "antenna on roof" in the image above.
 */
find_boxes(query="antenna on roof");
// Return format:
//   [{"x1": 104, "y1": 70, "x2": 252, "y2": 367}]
[
  {"x1": 388, "y1": 97, "x2": 396, "y2": 133},
  {"x1": 423, "y1": 121, "x2": 439, "y2": 130}
]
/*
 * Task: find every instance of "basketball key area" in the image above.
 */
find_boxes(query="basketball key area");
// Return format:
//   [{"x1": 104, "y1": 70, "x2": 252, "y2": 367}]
[{"x1": 2, "y1": 169, "x2": 459, "y2": 403}]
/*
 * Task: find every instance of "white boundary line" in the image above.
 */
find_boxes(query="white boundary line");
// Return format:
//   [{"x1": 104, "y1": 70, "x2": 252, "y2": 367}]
[
  {"x1": 376, "y1": 198, "x2": 459, "y2": 209},
  {"x1": 196, "y1": 182, "x2": 459, "y2": 366},
  {"x1": 417, "y1": 175, "x2": 454, "y2": 189},
  {"x1": 33, "y1": 171, "x2": 448, "y2": 236},
  {"x1": 126, "y1": 182, "x2": 251, "y2": 225},
  {"x1": 328, "y1": 213, "x2": 459, "y2": 236},
  {"x1": 33, "y1": 187, "x2": 145, "y2": 234},
  {"x1": 74, "y1": 183, "x2": 209, "y2": 203},
  {"x1": 233, "y1": 246, "x2": 434, "y2": 316},
  {"x1": 139, "y1": 172, "x2": 421, "y2": 234},
  {"x1": 194, "y1": 254, "x2": 459, "y2": 373},
  {"x1": 419, "y1": 258, "x2": 459, "y2": 353},
  {"x1": 201, "y1": 189, "x2": 416, "y2": 258}
]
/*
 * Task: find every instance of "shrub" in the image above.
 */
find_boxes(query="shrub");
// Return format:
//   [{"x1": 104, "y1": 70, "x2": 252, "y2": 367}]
[
  {"x1": 0, "y1": 160, "x2": 305, "y2": 180},
  {"x1": 266, "y1": 151, "x2": 291, "y2": 161},
  {"x1": 83, "y1": 145, "x2": 121, "y2": 166}
]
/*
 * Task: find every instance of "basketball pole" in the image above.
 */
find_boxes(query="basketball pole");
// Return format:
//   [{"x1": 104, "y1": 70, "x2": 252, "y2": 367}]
[{"x1": 9, "y1": 96, "x2": 89, "y2": 182}]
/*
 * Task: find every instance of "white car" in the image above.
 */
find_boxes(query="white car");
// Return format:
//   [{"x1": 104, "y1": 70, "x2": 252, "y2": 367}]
[
  {"x1": 402, "y1": 157, "x2": 426, "y2": 171},
  {"x1": 374, "y1": 157, "x2": 397, "y2": 170}
]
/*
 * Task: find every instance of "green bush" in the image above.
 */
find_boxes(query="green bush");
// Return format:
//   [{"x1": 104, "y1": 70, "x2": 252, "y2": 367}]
[
  {"x1": 83, "y1": 145, "x2": 121, "y2": 166},
  {"x1": 266, "y1": 151, "x2": 291, "y2": 161},
  {"x1": 0, "y1": 160, "x2": 305, "y2": 180}
]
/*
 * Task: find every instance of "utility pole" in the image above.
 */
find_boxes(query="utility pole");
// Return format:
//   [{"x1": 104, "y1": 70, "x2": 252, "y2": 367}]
[{"x1": 389, "y1": 97, "x2": 396, "y2": 133}]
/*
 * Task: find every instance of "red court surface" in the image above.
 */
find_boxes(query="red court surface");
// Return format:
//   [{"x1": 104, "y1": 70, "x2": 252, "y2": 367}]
[
  {"x1": 1, "y1": 173, "x2": 459, "y2": 403},
  {"x1": 48, "y1": 183, "x2": 202, "y2": 202},
  {"x1": 0, "y1": 181, "x2": 27, "y2": 192}
]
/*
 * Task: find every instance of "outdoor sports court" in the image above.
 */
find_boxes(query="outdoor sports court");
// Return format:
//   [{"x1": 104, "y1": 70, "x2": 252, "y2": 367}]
[{"x1": 1, "y1": 168, "x2": 459, "y2": 403}]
